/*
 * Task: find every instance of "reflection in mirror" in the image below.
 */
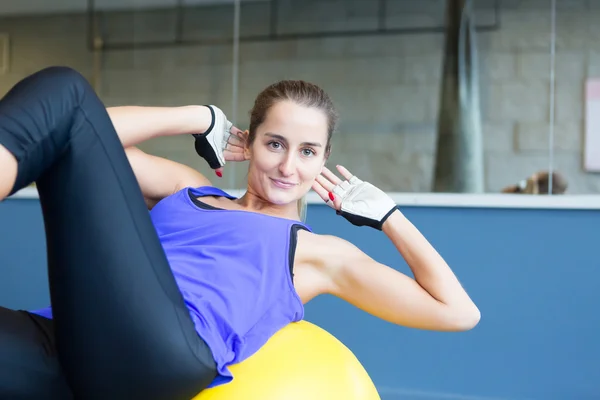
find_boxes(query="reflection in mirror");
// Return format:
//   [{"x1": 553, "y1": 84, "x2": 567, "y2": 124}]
[
  {"x1": 0, "y1": 1, "x2": 496, "y2": 194},
  {"x1": 504, "y1": 0, "x2": 600, "y2": 196},
  {"x1": 501, "y1": 0, "x2": 559, "y2": 197},
  {"x1": 2, "y1": 0, "x2": 600, "y2": 195},
  {"x1": 229, "y1": 0, "x2": 242, "y2": 190},
  {"x1": 433, "y1": 0, "x2": 485, "y2": 194},
  {"x1": 552, "y1": 0, "x2": 600, "y2": 195},
  {"x1": 233, "y1": 1, "x2": 498, "y2": 194}
]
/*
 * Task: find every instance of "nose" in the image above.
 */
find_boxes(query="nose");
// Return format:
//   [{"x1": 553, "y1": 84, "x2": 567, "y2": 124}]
[{"x1": 278, "y1": 153, "x2": 296, "y2": 177}]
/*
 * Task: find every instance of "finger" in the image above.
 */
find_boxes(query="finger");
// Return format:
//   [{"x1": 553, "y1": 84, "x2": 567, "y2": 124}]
[
  {"x1": 225, "y1": 146, "x2": 245, "y2": 155},
  {"x1": 315, "y1": 174, "x2": 335, "y2": 192},
  {"x1": 320, "y1": 167, "x2": 343, "y2": 186},
  {"x1": 311, "y1": 181, "x2": 337, "y2": 209},
  {"x1": 224, "y1": 148, "x2": 245, "y2": 156},
  {"x1": 311, "y1": 180, "x2": 329, "y2": 202},
  {"x1": 215, "y1": 167, "x2": 223, "y2": 178},
  {"x1": 321, "y1": 165, "x2": 334, "y2": 176},
  {"x1": 223, "y1": 150, "x2": 246, "y2": 162},
  {"x1": 230, "y1": 128, "x2": 248, "y2": 144},
  {"x1": 226, "y1": 133, "x2": 246, "y2": 148},
  {"x1": 315, "y1": 175, "x2": 342, "y2": 206},
  {"x1": 226, "y1": 140, "x2": 245, "y2": 150},
  {"x1": 335, "y1": 164, "x2": 354, "y2": 181},
  {"x1": 230, "y1": 126, "x2": 244, "y2": 135}
]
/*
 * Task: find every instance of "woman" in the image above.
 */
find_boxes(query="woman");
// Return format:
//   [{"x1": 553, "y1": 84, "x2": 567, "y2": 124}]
[{"x1": 0, "y1": 66, "x2": 480, "y2": 400}]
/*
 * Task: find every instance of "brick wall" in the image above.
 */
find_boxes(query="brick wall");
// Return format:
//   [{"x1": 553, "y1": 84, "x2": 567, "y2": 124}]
[{"x1": 1, "y1": 0, "x2": 599, "y2": 193}]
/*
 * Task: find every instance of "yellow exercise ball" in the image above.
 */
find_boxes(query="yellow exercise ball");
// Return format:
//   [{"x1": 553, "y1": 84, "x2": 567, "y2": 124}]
[{"x1": 193, "y1": 320, "x2": 380, "y2": 400}]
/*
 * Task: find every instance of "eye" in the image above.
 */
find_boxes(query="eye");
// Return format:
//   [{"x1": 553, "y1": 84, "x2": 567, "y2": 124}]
[
  {"x1": 301, "y1": 148, "x2": 316, "y2": 157},
  {"x1": 268, "y1": 141, "x2": 283, "y2": 150}
]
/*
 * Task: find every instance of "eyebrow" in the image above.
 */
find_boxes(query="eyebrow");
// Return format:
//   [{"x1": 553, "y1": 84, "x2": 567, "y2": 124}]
[{"x1": 264, "y1": 132, "x2": 323, "y2": 147}]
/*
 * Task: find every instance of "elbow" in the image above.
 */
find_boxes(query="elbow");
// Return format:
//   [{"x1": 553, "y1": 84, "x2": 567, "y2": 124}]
[
  {"x1": 447, "y1": 305, "x2": 481, "y2": 331},
  {"x1": 463, "y1": 308, "x2": 481, "y2": 331}
]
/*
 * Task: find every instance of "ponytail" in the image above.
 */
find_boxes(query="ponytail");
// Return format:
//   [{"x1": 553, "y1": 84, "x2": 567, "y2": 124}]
[{"x1": 297, "y1": 195, "x2": 308, "y2": 223}]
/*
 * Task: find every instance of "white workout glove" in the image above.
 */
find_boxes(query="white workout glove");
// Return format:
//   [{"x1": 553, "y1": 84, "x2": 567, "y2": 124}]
[
  {"x1": 330, "y1": 176, "x2": 398, "y2": 231},
  {"x1": 192, "y1": 105, "x2": 233, "y2": 170}
]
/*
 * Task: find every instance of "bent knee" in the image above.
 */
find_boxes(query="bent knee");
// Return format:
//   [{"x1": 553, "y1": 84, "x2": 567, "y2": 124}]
[
  {"x1": 36, "y1": 66, "x2": 92, "y2": 94},
  {"x1": 38, "y1": 66, "x2": 85, "y2": 81}
]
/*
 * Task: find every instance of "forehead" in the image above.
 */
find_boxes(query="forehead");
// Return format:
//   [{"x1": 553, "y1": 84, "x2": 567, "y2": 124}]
[{"x1": 258, "y1": 101, "x2": 328, "y2": 144}]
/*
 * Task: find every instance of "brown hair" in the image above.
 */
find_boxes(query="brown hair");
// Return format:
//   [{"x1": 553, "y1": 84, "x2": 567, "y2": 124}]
[
  {"x1": 501, "y1": 170, "x2": 568, "y2": 195},
  {"x1": 535, "y1": 171, "x2": 568, "y2": 194},
  {"x1": 247, "y1": 80, "x2": 338, "y2": 221},
  {"x1": 247, "y1": 80, "x2": 338, "y2": 154}
]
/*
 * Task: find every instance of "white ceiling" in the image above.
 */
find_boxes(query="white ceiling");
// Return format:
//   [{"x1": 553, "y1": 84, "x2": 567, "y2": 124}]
[{"x1": 0, "y1": 0, "x2": 267, "y2": 16}]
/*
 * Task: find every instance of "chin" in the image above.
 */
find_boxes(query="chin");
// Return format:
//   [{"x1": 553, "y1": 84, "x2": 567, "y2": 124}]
[
  {"x1": 262, "y1": 181, "x2": 304, "y2": 206},
  {"x1": 266, "y1": 189, "x2": 299, "y2": 206}
]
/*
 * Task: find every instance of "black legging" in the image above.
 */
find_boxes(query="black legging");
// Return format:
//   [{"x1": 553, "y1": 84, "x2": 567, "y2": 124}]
[{"x1": 0, "y1": 67, "x2": 217, "y2": 400}]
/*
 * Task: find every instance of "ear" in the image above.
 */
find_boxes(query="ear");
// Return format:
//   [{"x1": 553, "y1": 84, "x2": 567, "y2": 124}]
[
  {"x1": 320, "y1": 148, "x2": 331, "y2": 172},
  {"x1": 243, "y1": 130, "x2": 251, "y2": 161}
]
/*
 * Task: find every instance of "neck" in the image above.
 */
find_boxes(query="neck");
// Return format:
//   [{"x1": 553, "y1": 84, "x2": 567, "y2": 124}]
[{"x1": 236, "y1": 188, "x2": 301, "y2": 221}]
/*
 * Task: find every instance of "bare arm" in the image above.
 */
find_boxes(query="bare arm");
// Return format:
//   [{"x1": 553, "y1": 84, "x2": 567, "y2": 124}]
[
  {"x1": 107, "y1": 105, "x2": 213, "y2": 148},
  {"x1": 105, "y1": 105, "x2": 216, "y2": 208},
  {"x1": 125, "y1": 147, "x2": 211, "y2": 209},
  {"x1": 324, "y1": 210, "x2": 480, "y2": 331}
]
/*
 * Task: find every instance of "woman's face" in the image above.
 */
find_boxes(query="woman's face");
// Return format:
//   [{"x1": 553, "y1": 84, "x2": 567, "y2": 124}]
[{"x1": 245, "y1": 100, "x2": 329, "y2": 207}]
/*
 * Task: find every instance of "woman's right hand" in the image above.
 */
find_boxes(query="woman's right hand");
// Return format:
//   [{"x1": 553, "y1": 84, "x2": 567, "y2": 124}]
[{"x1": 192, "y1": 105, "x2": 247, "y2": 177}]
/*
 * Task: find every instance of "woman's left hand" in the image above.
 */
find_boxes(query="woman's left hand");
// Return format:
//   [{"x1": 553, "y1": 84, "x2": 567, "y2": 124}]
[{"x1": 312, "y1": 165, "x2": 398, "y2": 231}]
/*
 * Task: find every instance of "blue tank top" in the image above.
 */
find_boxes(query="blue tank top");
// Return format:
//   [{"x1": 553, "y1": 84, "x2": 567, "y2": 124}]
[{"x1": 30, "y1": 186, "x2": 310, "y2": 387}]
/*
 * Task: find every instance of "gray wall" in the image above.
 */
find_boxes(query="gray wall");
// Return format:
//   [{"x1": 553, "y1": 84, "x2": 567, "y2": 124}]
[
  {"x1": 1, "y1": 0, "x2": 600, "y2": 193},
  {"x1": 1, "y1": 197, "x2": 599, "y2": 399}
]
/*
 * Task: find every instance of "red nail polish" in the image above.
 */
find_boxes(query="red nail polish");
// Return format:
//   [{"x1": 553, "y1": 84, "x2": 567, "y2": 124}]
[
  {"x1": 328, "y1": 192, "x2": 335, "y2": 201},
  {"x1": 216, "y1": 171, "x2": 222, "y2": 178}
]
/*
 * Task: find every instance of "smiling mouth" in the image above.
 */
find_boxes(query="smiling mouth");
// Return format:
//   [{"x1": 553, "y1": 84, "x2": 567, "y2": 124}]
[{"x1": 270, "y1": 178, "x2": 298, "y2": 189}]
